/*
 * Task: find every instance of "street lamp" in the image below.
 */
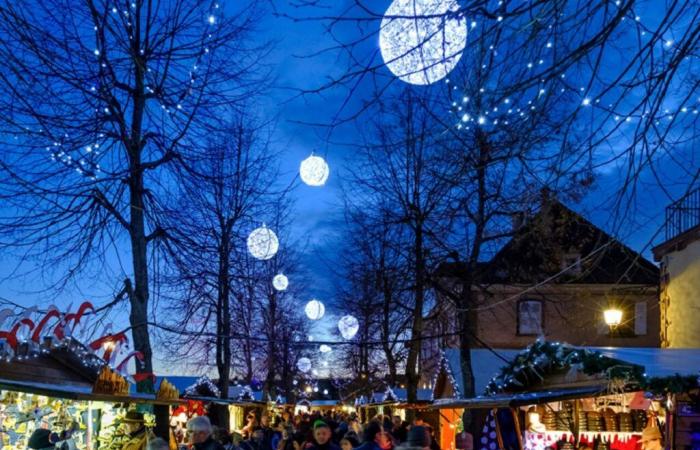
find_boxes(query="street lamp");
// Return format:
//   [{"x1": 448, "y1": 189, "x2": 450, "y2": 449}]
[{"x1": 604, "y1": 308, "x2": 623, "y2": 331}]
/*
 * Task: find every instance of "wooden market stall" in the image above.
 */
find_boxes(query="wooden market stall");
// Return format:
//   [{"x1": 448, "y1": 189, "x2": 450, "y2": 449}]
[
  {"x1": 0, "y1": 337, "x2": 180, "y2": 450},
  {"x1": 430, "y1": 342, "x2": 700, "y2": 450}
]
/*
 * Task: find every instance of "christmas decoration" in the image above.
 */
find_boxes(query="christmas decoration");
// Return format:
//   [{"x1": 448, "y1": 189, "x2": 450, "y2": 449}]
[
  {"x1": 297, "y1": 357, "x2": 312, "y2": 373},
  {"x1": 156, "y1": 378, "x2": 180, "y2": 401},
  {"x1": 272, "y1": 273, "x2": 288, "y2": 291},
  {"x1": 338, "y1": 315, "x2": 359, "y2": 339},
  {"x1": 485, "y1": 340, "x2": 643, "y2": 395},
  {"x1": 93, "y1": 366, "x2": 129, "y2": 395},
  {"x1": 299, "y1": 154, "x2": 329, "y2": 186},
  {"x1": 379, "y1": 0, "x2": 467, "y2": 85},
  {"x1": 237, "y1": 385, "x2": 255, "y2": 402},
  {"x1": 247, "y1": 224, "x2": 279, "y2": 260},
  {"x1": 304, "y1": 300, "x2": 325, "y2": 320},
  {"x1": 184, "y1": 376, "x2": 220, "y2": 398},
  {"x1": 478, "y1": 410, "x2": 499, "y2": 450}
]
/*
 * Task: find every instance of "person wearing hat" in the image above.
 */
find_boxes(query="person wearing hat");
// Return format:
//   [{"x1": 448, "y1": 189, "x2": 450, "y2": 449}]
[
  {"x1": 28, "y1": 429, "x2": 55, "y2": 450},
  {"x1": 639, "y1": 424, "x2": 663, "y2": 450},
  {"x1": 306, "y1": 421, "x2": 340, "y2": 450},
  {"x1": 121, "y1": 411, "x2": 155, "y2": 450},
  {"x1": 355, "y1": 421, "x2": 393, "y2": 450},
  {"x1": 395, "y1": 426, "x2": 429, "y2": 450}
]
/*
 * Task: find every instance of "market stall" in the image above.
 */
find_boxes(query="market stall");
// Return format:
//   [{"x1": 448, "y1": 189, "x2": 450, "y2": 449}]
[
  {"x1": 431, "y1": 341, "x2": 700, "y2": 450},
  {"x1": 0, "y1": 304, "x2": 180, "y2": 450}
]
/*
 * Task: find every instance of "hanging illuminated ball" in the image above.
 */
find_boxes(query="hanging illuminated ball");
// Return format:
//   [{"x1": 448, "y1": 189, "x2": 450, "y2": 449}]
[
  {"x1": 247, "y1": 225, "x2": 279, "y2": 260},
  {"x1": 319, "y1": 344, "x2": 332, "y2": 354},
  {"x1": 297, "y1": 357, "x2": 312, "y2": 373},
  {"x1": 379, "y1": 0, "x2": 467, "y2": 85},
  {"x1": 338, "y1": 315, "x2": 360, "y2": 340},
  {"x1": 299, "y1": 154, "x2": 329, "y2": 186},
  {"x1": 272, "y1": 273, "x2": 288, "y2": 291},
  {"x1": 304, "y1": 299, "x2": 325, "y2": 320}
]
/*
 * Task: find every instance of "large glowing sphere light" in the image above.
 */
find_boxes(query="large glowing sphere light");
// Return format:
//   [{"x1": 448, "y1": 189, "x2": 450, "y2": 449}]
[
  {"x1": 297, "y1": 357, "x2": 312, "y2": 373},
  {"x1": 272, "y1": 273, "x2": 288, "y2": 291},
  {"x1": 379, "y1": 0, "x2": 467, "y2": 85},
  {"x1": 247, "y1": 225, "x2": 279, "y2": 260},
  {"x1": 299, "y1": 154, "x2": 329, "y2": 186},
  {"x1": 338, "y1": 315, "x2": 360, "y2": 340},
  {"x1": 305, "y1": 300, "x2": 325, "y2": 320},
  {"x1": 319, "y1": 344, "x2": 332, "y2": 354}
]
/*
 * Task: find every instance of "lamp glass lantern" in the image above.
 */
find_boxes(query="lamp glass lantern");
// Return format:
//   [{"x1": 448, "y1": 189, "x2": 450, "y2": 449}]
[{"x1": 603, "y1": 308, "x2": 623, "y2": 329}]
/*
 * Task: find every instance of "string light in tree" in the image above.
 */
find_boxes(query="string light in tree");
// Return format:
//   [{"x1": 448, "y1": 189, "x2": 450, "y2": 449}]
[
  {"x1": 297, "y1": 357, "x2": 312, "y2": 373},
  {"x1": 299, "y1": 154, "x2": 329, "y2": 186},
  {"x1": 247, "y1": 225, "x2": 279, "y2": 260},
  {"x1": 338, "y1": 315, "x2": 359, "y2": 340},
  {"x1": 319, "y1": 344, "x2": 332, "y2": 354},
  {"x1": 379, "y1": 0, "x2": 467, "y2": 85},
  {"x1": 272, "y1": 273, "x2": 288, "y2": 291},
  {"x1": 304, "y1": 300, "x2": 325, "y2": 320}
]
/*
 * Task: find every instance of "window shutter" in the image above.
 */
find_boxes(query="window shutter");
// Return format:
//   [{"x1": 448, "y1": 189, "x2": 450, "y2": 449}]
[{"x1": 634, "y1": 302, "x2": 647, "y2": 335}]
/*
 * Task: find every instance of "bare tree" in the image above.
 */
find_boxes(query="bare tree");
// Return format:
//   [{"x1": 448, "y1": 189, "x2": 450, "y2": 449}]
[
  {"x1": 0, "y1": 0, "x2": 270, "y2": 385},
  {"x1": 342, "y1": 89, "x2": 459, "y2": 413}
]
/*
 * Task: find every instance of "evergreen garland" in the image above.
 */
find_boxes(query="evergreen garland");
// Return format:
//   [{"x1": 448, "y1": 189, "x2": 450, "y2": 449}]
[{"x1": 486, "y1": 340, "x2": 699, "y2": 397}]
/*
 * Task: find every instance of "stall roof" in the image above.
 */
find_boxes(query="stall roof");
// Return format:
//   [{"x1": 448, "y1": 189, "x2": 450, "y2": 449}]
[
  {"x1": 591, "y1": 347, "x2": 700, "y2": 377},
  {"x1": 0, "y1": 378, "x2": 177, "y2": 405},
  {"x1": 370, "y1": 388, "x2": 433, "y2": 404},
  {"x1": 155, "y1": 376, "x2": 264, "y2": 403},
  {"x1": 441, "y1": 347, "x2": 700, "y2": 398},
  {"x1": 431, "y1": 384, "x2": 608, "y2": 410}
]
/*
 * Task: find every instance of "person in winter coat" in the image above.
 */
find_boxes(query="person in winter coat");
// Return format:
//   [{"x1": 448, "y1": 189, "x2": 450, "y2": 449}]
[
  {"x1": 355, "y1": 421, "x2": 393, "y2": 450},
  {"x1": 306, "y1": 421, "x2": 340, "y2": 450},
  {"x1": 122, "y1": 411, "x2": 156, "y2": 450},
  {"x1": 240, "y1": 428, "x2": 267, "y2": 450},
  {"x1": 395, "y1": 427, "x2": 430, "y2": 450},
  {"x1": 187, "y1": 416, "x2": 225, "y2": 450}
]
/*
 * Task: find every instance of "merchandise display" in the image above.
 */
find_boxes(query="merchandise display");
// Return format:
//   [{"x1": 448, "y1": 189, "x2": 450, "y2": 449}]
[{"x1": 0, "y1": 390, "x2": 156, "y2": 450}]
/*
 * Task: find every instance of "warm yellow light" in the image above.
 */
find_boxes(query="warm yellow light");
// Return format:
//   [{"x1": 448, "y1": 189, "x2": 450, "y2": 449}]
[
  {"x1": 604, "y1": 309, "x2": 623, "y2": 328},
  {"x1": 305, "y1": 386, "x2": 312, "y2": 393}
]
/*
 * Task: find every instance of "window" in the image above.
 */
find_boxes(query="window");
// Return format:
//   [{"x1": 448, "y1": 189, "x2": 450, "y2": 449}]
[
  {"x1": 561, "y1": 253, "x2": 582, "y2": 275},
  {"x1": 517, "y1": 299, "x2": 543, "y2": 335},
  {"x1": 634, "y1": 302, "x2": 647, "y2": 335}
]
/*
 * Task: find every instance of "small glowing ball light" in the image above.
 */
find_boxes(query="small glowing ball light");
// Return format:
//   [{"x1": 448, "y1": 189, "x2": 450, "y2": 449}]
[
  {"x1": 297, "y1": 357, "x2": 312, "y2": 373},
  {"x1": 247, "y1": 225, "x2": 279, "y2": 260},
  {"x1": 319, "y1": 344, "x2": 332, "y2": 353},
  {"x1": 379, "y1": 0, "x2": 467, "y2": 85},
  {"x1": 299, "y1": 154, "x2": 329, "y2": 186},
  {"x1": 272, "y1": 273, "x2": 288, "y2": 291},
  {"x1": 338, "y1": 315, "x2": 360, "y2": 340},
  {"x1": 305, "y1": 299, "x2": 325, "y2": 320}
]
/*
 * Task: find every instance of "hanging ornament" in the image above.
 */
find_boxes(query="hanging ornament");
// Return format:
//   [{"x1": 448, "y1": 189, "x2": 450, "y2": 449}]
[
  {"x1": 319, "y1": 344, "x2": 332, "y2": 354},
  {"x1": 299, "y1": 154, "x2": 329, "y2": 186},
  {"x1": 297, "y1": 357, "x2": 312, "y2": 373},
  {"x1": 305, "y1": 300, "x2": 325, "y2": 320},
  {"x1": 272, "y1": 273, "x2": 288, "y2": 291},
  {"x1": 247, "y1": 224, "x2": 279, "y2": 260},
  {"x1": 338, "y1": 315, "x2": 360, "y2": 340},
  {"x1": 379, "y1": 0, "x2": 467, "y2": 85}
]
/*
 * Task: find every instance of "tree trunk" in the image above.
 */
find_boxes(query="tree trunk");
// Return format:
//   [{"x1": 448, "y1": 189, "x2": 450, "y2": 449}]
[
  {"x1": 405, "y1": 225, "x2": 425, "y2": 420},
  {"x1": 128, "y1": 166, "x2": 154, "y2": 392},
  {"x1": 127, "y1": 30, "x2": 153, "y2": 391},
  {"x1": 264, "y1": 292, "x2": 277, "y2": 400},
  {"x1": 381, "y1": 275, "x2": 397, "y2": 385},
  {"x1": 215, "y1": 232, "x2": 231, "y2": 427}
]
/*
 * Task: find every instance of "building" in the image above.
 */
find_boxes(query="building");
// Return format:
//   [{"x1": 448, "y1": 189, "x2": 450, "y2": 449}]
[
  {"x1": 652, "y1": 186, "x2": 700, "y2": 348},
  {"x1": 421, "y1": 198, "x2": 660, "y2": 385}
]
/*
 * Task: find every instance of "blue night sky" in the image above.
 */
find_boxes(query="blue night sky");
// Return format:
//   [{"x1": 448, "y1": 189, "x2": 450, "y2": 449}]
[{"x1": 0, "y1": 0, "x2": 697, "y2": 373}]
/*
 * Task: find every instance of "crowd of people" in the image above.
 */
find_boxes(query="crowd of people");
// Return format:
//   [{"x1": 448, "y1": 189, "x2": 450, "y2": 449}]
[{"x1": 148, "y1": 411, "x2": 442, "y2": 450}]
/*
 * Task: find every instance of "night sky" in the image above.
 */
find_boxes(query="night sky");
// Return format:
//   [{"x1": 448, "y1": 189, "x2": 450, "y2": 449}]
[{"x1": 0, "y1": 0, "x2": 696, "y2": 373}]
